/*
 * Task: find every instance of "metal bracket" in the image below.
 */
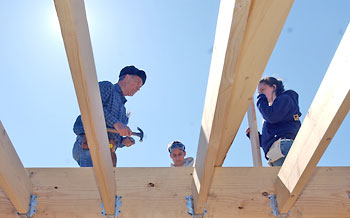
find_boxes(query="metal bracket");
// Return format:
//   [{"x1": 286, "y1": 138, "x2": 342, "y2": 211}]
[
  {"x1": 268, "y1": 194, "x2": 289, "y2": 218},
  {"x1": 101, "y1": 196, "x2": 122, "y2": 218},
  {"x1": 16, "y1": 195, "x2": 38, "y2": 218},
  {"x1": 185, "y1": 195, "x2": 207, "y2": 218}
]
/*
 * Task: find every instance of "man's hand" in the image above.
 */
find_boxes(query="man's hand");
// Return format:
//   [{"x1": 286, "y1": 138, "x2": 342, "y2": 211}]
[
  {"x1": 122, "y1": 137, "x2": 135, "y2": 147},
  {"x1": 113, "y1": 122, "x2": 132, "y2": 136}
]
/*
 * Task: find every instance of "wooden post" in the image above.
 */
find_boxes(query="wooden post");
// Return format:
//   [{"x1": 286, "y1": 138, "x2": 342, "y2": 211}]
[{"x1": 247, "y1": 99, "x2": 262, "y2": 167}]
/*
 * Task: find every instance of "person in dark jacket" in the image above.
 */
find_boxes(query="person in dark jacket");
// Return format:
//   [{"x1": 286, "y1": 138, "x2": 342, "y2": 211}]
[{"x1": 247, "y1": 77, "x2": 302, "y2": 166}]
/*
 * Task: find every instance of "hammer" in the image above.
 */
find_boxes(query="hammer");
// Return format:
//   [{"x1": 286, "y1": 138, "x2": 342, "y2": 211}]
[{"x1": 107, "y1": 127, "x2": 144, "y2": 142}]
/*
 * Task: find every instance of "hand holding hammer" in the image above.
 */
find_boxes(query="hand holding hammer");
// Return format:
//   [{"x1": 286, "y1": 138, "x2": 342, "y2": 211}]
[{"x1": 109, "y1": 122, "x2": 144, "y2": 142}]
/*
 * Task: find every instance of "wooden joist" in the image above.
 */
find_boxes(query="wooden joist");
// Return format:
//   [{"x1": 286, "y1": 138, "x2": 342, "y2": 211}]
[
  {"x1": 0, "y1": 121, "x2": 32, "y2": 214},
  {"x1": 54, "y1": 0, "x2": 116, "y2": 215},
  {"x1": 193, "y1": 0, "x2": 294, "y2": 214},
  {"x1": 0, "y1": 167, "x2": 349, "y2": 218},
  {"x1": 275, "y1": 23, "x2": 350, "y2": 213}
]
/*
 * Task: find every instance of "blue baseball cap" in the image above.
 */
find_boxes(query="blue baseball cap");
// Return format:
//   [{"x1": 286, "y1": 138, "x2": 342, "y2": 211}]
[
  {"x1": 119, "y1": 65, "x2": 147, "y2": 85},
  {"x1": 168, "y1": 141, "x2": 185, "y2": 153}
]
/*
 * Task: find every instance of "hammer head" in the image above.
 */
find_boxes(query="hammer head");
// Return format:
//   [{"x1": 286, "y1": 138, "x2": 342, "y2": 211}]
[{"x1": 133, "y1": 127, "x2": 144, "y2": 142}]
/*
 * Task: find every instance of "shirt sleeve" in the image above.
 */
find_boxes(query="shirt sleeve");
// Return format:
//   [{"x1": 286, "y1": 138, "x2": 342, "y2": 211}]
[
  {"x1": 73, "y1": 115, "x2": 85, "y2": 135},
  {"x1": 99, "y1": 81, "x2": 119, "y2": 127},
  {"x1": 257, "y1": 93, "x2": 295, "y2": 124}
]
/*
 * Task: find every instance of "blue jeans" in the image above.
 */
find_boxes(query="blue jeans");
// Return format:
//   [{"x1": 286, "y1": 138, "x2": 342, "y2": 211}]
[
  {"x1": 269, "y1": 139, "x2": 293, "y2": 167},
  {"x1": 72, "y1": 135, "x2": 93, "y2": 167}
]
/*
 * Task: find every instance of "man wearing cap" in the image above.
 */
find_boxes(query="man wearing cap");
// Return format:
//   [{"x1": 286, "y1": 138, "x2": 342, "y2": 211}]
[
  {"x1": 168, "y1": 140, "x2": 194, "y2": 167},
  {"x1": 72, "y1": 65, "x2": 146, "y2": 167}
]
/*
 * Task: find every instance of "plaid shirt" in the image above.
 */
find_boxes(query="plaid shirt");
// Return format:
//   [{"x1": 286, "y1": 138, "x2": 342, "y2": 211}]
[{"x1": 73, "y1": 81, "x2": 128, "y2": 148}]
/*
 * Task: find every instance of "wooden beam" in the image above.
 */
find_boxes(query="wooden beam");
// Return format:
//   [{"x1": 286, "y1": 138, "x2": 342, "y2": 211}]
[
  {"x1": 0, "y1": 167, "x2": 349, "y2": 218},
  {"x1": 247, "y1": 99, "x2": 262, "y2": 167},
  {"x1": 0, "y1": 121, "x2": 32, "y2": 214},
  {"x1": 193, "y1": 0, "x2": 294, "y2": 214},
  {"x1": 214, "y1": 0, "x2": 295, "y2": 166},
  {"x1": 192, "y1": 0, "x2": 251, "y2": 213},
  {"x1": 275, "y1": 23, "x2": 350, "y2": 213},
  {"x1": 54, "y1": 0, "x2": 116, "y2": 215}
]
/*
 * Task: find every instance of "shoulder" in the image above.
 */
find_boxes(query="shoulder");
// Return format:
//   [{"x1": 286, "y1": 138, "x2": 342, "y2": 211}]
[
  {"x1": 278, "y1": 90, "x2": 299, "y2": 100},
  {"x1": 184, "y1": 157, "x2": 194, "y2": 167},
  {"x1": 99, "y1": 81, "x2": 113, "y2": 87}
]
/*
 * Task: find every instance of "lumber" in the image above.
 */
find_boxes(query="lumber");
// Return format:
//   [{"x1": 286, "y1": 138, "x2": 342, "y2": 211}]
[
  {"x1": 54, "y1": 0, "x2": 116, "y2": 214},
  {"x1": 0, "y1": 167, "x2": 349, "y2": 218},
  {"x1": 193, "y1": 0, "x2": 294, "y2": 214},
  {"x1": 192, "y1": 0, "x2": 251, "y2": 213},
  {"x1": 247, "y1": 99, "x2": 262, "y2": 167},
  {"x1": 275, "y1": 23, "x2": 350, "y2": 213},
  {"x1": 0, "y1": 121, "x2": 32, "y2": 214}
]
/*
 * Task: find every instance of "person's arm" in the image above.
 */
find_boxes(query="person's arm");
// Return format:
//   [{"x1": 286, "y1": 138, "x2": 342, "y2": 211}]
[
  {"x1": 257, "y1": 94, "x2": 295, "y2": 124},
  {"x1": 99, "y1": 81, "x2": 132, "y2": 138},
  {"x1": 73, "y1": 115, "x2": 84, "y2": 135},
  {"x1": 99, "y1": 81, "x2": 119, "y2": 127}
]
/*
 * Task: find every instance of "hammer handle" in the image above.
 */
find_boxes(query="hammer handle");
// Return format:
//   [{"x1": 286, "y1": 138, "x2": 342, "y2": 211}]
[{"x1": 107, "y1": 128, "x2": 137, "y2": 136}]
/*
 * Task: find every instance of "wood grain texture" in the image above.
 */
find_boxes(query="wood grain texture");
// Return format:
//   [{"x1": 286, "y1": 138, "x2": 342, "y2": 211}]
[
  {"x1": 54, "y1": 0, "x2": 116, "y2": 214},
  {"x1": 193, "y1": 0, "x2": 294, "y2": 214},
  {"x1": 247, "y1": 99, "x2": 262, "y2": 167},
  {"x1": 276, "y1": 23, "x2": 350, "y2": 213},
  {"x1": 0, "y1": 167, "x2": 349, "y2": 217},
  {"x1": 0, "y1": 121, "x2": 32, "y2": 214}
]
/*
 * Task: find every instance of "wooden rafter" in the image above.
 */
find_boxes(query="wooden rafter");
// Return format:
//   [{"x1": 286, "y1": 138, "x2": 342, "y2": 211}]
[
  {"x1": 275, "y1": 23, "x2": 350, "y2": 213},
  {"x1": 193, "y1": 0, "x2": 294, "y2": 214},
  {"x1": 54, "y1": 0, "x2": 116, "y2": 215},
  {"x1": 0, "y1": 167, "x2": 349, "y2": 217},
  {"x1": 0, "y1": 121, "x2": 32, "y2": 214}
]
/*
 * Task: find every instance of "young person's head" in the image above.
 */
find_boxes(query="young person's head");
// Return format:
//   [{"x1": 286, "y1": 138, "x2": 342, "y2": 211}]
[
  {"x1": 168, "y1": 141, "x2": 186, "y2": 167},
  {"x1": 118, "y1": 66, "x2": 146, "y2": 96},
  {"x1": 258, "y1": 76, "x2": 285, "y2": 104}
]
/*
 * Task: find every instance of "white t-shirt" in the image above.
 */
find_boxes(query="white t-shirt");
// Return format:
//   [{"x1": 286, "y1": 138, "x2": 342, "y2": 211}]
[{"x1": 170, "y1": 157, "x2": 194, "y2": 167}]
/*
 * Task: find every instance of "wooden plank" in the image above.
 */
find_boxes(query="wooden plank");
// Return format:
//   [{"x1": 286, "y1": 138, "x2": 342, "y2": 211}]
[
  {"x1": 275, "y1": 23, "x2": 350, "y2": 213},
  {"x1": 0, "y1": 167, "x2": 349, "y2": 218},
  {"x1": 193, "y1": 0, "x2": 294, "y2": 214},
  {"x1": 214, "y1": 0, "x2": 295, "y2": 166},
  {"x1": 0, "y1": 121, "x2": 32, "y2": 214},
  {"x1": 192, "y1": 0, "x2": 251, "y2": 214},
  {"x1": 54, "y1": 0, "x2": 116, "y2": 214},
  {"x1": 247, "y1": 99, "x2": 262, "y2": 167}
]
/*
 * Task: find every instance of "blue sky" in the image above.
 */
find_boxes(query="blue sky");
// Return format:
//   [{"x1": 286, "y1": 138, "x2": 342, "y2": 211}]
[{"x1": 0, "y1": 0, "x2": 349, "y2": 167}]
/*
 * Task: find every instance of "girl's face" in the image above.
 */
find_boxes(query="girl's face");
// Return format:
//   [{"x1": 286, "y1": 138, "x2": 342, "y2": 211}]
[
  {"x1": 170, "y1": 148, "x2": 186, "y2": 166},
  {"x1": 258, "y1": 82, "x2": 276, "y2": 104}
]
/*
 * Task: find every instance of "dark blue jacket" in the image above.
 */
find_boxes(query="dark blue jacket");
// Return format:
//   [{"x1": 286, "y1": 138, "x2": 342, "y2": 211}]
[{"x1": 257, "y1": 90, "x2": 301, "y2": 158}]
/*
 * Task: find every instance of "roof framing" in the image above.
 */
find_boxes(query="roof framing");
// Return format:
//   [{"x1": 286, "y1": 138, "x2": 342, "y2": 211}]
[{"x1": 0, "y1": 0, "x2": 349, "y2": 217}]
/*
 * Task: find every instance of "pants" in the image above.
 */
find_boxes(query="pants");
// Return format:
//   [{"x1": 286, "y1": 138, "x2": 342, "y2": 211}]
[
  {"x1": 269, "y1": 139, "x2": 293, "y2": 167},
  {"x1": 73, "y1": 135, "x2": 93, "y2": 167}
]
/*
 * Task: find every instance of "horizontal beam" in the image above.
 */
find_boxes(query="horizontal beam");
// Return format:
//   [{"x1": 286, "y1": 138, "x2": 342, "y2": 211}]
[
  {"x1": 0, "y1": 121, "x2": 32, "y2": 214},
  {"x1": 54, "y1": 0, "x2": 116, "y2": 214},
  {"x1": 275, "y1": 23, "x2": 350, "y2": 213},
  {"x1": 0, "y1": 167, "x2": 349, "y2": 218}
]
